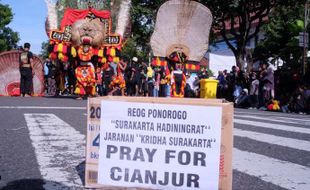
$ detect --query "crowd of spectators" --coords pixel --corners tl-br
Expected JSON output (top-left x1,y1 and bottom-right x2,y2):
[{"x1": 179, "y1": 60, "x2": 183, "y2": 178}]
[
  {"x1": 43, "y1": 57, "x2": 310, "y2": 114},
  {"x1": 216, "y1": 63, "x2": 310, "y2": 114}
]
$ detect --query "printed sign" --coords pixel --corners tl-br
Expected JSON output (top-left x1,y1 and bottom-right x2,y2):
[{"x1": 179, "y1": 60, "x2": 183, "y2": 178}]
[
  {"x1": 98, "y1": 100, "x2": 222, "y2": 190},
  {"x1": 50, "y1": 26, "x2": 72, "y2": 42},
  {"x1": 50, "y1": 25, "x2": 121, "y2": 46},
  {"x1": 104, "y1": 35, "x2": 122, "y2": 46}
]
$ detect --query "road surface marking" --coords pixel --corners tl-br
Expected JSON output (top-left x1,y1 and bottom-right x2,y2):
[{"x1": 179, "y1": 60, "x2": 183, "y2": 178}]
[
  {"x1": 235, "y1": 111, "x2": 310, "y2": 122},
  {"x1": 234, "y1": 128, "x2": 310, "y2": 152},
  {"x1": 233, "y1": 148, "x2": 310, "y2": 190},
  {"x1": 24, "y1": 113, "x2": 85, "y2": 189},
  {"x1": 234, "y1": 118, "x2": 310, "y2": 135},
  {"x1": 0, "y1": 106, "x2": 86, "y2": 110},
  {"x1": 235, "y1": 114, "x2": 304, "y2": 125}
]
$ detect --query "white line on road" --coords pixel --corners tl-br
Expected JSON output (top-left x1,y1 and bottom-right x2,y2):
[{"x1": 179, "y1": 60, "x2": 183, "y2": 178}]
[
  {"x1": 234, "y1": 114, "x2": 307, "y2": 125},
  {"x1": 235, "y1": 111, "x2": 310, "y2": 122},
  {"x1": 235, "y1": 110, "x2": 284, "y2": 116},
  {"x1": 1, "y1": 106, "x2": 86, "y2": 110},
  {"x1": 24, "y1": 113, "x2": 85, "y2": 189},
  {"x1": 272, "y1": 116, "x2": 310, "y2": 122},
  {"x1": 233, "y1": 148, "x2": 310, "y2": 190},
  {"x1": 234, "y1": 128, "x2": 310, "y2": 152},
  {"x1": 234, "y1": 118, "x2": 310, "y2": 135}
]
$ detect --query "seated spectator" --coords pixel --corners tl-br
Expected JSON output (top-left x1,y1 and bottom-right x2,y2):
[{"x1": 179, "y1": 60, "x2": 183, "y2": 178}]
[
  {"x1": 233, "y1": 85, "x2": 243, "y2": 100},
  {"x1": 235, "y1": 88, "x2": 250, "y2": 108},
  {"x1": 288, "y1": 85, "x2": 308, "y2": 114}
]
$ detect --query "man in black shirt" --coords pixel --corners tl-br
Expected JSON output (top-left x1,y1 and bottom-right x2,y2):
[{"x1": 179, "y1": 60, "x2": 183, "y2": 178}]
[
  {"x1": 126, "y1": 57, "x2": 140, "y2": 96},
  {"x1": 19, "y1": 42, "x2": 34, "y2": 97}
]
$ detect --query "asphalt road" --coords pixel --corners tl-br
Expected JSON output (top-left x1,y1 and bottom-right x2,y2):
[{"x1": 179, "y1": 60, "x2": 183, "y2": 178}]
[{"x1": 0, "y1": 96, "x2": 309, "y2": 190}]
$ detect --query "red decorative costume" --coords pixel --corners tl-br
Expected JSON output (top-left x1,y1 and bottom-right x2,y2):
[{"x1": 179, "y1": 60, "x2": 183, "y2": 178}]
[
  {"x1": 109, "y1": 74, "x2": 126, "y2": 96},
  {"x1": 74, "y1": 63, "x2": 96, "y2": 96}
]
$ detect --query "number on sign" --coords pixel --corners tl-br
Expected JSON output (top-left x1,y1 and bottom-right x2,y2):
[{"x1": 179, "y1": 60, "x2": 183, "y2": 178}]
[
  {"x1": 92, "y1": 134, "x2": 100, "y2": 147},
  {"x1": 90, "y1": 106, "x2": 101, "y2": 119}
]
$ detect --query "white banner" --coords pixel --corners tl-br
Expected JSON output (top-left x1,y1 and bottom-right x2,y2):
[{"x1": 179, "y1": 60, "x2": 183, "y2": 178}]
[
  {"x1": 209, "y1": 53, "x2": 236, "y2": 77},
  {"x1": 98, "y1": 100, "x2": 222, "y2": 190}
]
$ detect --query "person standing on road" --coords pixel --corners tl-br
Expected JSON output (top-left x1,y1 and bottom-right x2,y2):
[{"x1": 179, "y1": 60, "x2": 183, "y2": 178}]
[
  {"x1": 249, "y1": 72, "x2": 260, "y2": 109},
  {"x1": 43, "y1": 58, "x2": 50, "y2": 93},
  {"x1": 19, "y1": 42, "x2": 34, "y2": 97},
  {"x1": 47, "y1": 60, "x2": 58, "y2": 96}
]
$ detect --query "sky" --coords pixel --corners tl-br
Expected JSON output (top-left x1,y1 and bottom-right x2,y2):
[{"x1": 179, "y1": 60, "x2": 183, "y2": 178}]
[{"x1": 2, "y1": 0, "x2": 48, "y2": 55}]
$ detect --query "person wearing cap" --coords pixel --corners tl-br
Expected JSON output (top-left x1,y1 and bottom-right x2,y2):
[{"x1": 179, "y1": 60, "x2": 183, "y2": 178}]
[
  {"x1": 128, "y1": 57, "x2": 141, "y2": 96},
  {"x1": 19, "y1": 42, "x2": 34, "y2": 97}
]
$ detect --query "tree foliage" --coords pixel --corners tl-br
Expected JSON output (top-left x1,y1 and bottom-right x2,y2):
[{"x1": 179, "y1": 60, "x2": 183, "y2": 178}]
[
  {"x1": 120, "y1": 37, "x2": 138, "y2": 60},
  {"x1": 40, "y1": 40, "x2": 50, "y2": 59},
  {"x1": 0, "y1": 2, "x2": 19, "y2": 52},
  {"x1": 0, "y1": 2, "x2": 13, "y2": 28},
  {"x1": 126, "y1": 0, "x2": 165, "y2": 60},
  {"x1": 129, "y1": 0, "x2": 290, "y2": 69},
  {"x1": 199, "y1": 0, "x2": 304, "y2": 70},
  {"x1": 253, "y1": 2, "x2": 306, "y2": 68}
]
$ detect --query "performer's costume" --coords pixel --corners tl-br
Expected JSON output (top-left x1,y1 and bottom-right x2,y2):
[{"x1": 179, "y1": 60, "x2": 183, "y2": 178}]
[
  {"x1": 109, "y1": 73, "x2": 126, "y2": 96},
  {"x1": 74, "y1": 62, "x2": 96, "y2": 96},
  {"x1": 150, "y1": 0, "x2": 213, "y2": 98},
  {"x1": 170, "y1": 69, "x2": 186, "y2": 97},
  {"x1": 46, "y1": 7, "x2": 123, "y2": 98},
  {"x1": 74, "y1": 45, "x2": 96, "y2": 96}
]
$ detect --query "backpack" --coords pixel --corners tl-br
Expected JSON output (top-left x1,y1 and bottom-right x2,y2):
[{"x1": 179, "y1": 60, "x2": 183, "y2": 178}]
[{"x1": 20, "y1": 52, "x2": 29, "y2": 64}]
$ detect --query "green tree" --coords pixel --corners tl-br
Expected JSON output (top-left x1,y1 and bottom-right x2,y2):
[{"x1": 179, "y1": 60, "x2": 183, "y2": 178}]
[
  {"x1": 200, "y1": 0, "x2": 303, "y2": 70},
  {"x1": 0, "y1": 2, "x2": 19, "y2": 52},
  {"x1": 122, "y1": 37, "x2": 138, "y2": 60},
  {"x1": 40, "y1": 40, "x2": 50, "y2": 59},
  {"x1": 128, "y1": 0, "x2": 165, "y2": 61},
  {"x1": 253, "y1": 2, "x2": 305, "y2": 68}
]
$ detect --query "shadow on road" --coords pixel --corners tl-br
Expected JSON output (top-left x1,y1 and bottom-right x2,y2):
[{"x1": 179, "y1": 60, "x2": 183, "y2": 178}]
[
  {"x1": 0, "y1": 179, "x2": 44, "y2": 190},
  {"x1": 0, "y1": 160, "x2": 87, "y2": 190},
  {"x1": 43, "y1": 95, "x2": 80, "y2": 100},
  {"x1": 0, "y1": 179, "x2": 77, "y2": 190}
]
